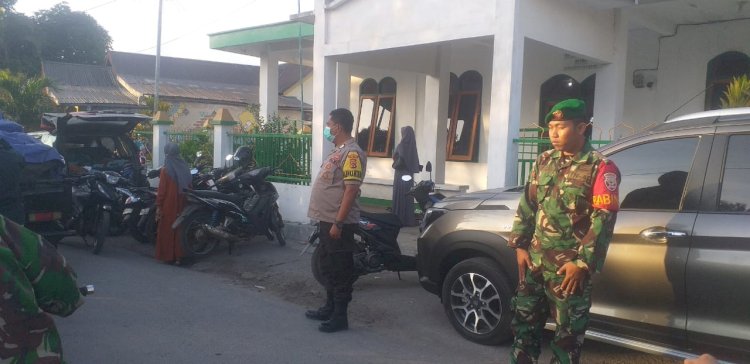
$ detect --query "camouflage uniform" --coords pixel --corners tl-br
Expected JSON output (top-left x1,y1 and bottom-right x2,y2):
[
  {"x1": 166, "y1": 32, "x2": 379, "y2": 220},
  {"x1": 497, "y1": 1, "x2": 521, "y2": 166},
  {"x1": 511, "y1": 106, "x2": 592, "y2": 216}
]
[
  {"x1": 508, "y1": 141, "x2": 620, "y2": 364},
  {"x1": 0, "y1": 215, "x2": 83, "y2": 363}
]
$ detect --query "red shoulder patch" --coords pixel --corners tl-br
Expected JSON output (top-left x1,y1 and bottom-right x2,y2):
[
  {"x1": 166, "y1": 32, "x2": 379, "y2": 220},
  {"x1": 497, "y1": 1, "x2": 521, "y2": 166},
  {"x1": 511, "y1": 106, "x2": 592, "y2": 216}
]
[{"x1": 591, "y1": 161, "x2": 620, "y2": 211}]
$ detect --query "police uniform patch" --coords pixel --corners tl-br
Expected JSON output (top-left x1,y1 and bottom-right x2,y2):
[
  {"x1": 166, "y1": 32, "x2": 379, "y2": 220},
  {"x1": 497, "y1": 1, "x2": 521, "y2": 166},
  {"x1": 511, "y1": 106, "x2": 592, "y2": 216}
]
[{"x1": 342, "y1": 151, "x2": 363, "y2": 182}]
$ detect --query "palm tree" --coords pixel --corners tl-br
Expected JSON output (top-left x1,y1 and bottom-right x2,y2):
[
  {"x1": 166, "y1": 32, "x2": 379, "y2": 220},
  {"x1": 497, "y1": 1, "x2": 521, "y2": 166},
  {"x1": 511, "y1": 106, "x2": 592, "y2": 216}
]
[
  {"x1": 720, "y1": 75, "x2": 750, "y2": 109},
  {"x1": 0, "y1": 69, "x2": 55, "y2": 130}
]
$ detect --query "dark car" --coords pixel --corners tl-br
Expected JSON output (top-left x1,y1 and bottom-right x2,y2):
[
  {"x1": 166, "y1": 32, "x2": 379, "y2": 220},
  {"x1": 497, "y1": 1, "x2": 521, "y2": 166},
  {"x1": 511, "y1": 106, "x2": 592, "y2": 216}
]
[
  {"x1": 41, "y1": 111, "x2": 151, "y2": 186},
  {"x1": 416, "y1": 107, "x2": 750, "y2": 362}
]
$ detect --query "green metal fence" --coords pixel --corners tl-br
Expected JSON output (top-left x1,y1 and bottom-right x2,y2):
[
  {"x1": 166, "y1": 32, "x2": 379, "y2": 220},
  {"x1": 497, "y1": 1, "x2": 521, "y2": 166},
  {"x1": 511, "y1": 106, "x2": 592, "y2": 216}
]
[
  {"x1": 231, "y1": 133, "x2": 312, "y2": 185},
  {"x1": 166, "y1": 130, "x2": 213, "y2": 144},
  {"x1": 514, "y1": 128, "x2": 611, "y2": 185}
]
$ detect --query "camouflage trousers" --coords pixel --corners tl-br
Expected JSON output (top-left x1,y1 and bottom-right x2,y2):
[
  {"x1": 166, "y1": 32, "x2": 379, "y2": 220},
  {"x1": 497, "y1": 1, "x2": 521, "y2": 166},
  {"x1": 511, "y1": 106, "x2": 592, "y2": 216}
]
[{"x1": 509, "y1": 266, "x2": 593, "y2": 364}]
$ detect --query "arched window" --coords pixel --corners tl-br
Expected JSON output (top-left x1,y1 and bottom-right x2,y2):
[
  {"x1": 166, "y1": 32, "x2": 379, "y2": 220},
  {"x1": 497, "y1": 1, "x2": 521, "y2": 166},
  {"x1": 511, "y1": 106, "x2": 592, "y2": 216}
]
[
  {"x1": 355, "y1": 77, "x2": 396, "y2": 157},
  {"x1": 705, "y1": 51, "x2": 750, "y2": 110},
  {"x1": 539, "y1": 74, "x2": 582, "y2": 126},
  {"x1": 446, "y1": 71, "x2": 482, "y2": 162}
]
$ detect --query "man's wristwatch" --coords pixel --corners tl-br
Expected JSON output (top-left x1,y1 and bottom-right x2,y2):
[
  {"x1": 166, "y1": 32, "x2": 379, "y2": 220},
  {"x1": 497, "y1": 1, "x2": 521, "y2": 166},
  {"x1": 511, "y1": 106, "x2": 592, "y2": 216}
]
[{"x1": 334, "y1": 220, "x2": 344, "y2": 229}]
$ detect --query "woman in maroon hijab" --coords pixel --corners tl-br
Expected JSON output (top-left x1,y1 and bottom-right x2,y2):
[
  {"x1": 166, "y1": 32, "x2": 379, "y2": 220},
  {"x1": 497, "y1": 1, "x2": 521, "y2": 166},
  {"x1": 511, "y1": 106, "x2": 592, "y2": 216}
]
[{"x1": 155, "y1": 142, "x2": 192, "y2": 264}]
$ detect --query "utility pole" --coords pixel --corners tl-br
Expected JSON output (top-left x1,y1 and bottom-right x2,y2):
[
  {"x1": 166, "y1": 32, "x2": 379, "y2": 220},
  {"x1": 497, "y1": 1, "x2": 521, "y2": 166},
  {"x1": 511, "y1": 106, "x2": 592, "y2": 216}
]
[
  {"x1": 154, "y1": 0, "x2": 163, "y2": 114},
  {"x1": 298, "y1": 0, "x2": 304, "y2": 126}
]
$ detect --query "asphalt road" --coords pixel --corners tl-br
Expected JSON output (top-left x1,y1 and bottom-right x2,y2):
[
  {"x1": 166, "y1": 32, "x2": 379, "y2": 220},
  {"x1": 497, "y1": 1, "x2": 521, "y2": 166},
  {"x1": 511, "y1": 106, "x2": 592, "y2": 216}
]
[{"x1": 53, "y1": 234, "x2": 678, "y2": 364}]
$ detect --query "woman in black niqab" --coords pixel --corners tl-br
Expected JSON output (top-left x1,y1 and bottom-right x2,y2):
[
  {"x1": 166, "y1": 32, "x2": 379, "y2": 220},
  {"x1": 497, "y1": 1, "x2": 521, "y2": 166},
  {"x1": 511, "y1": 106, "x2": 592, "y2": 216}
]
[{"x1": 392, "y1": 126, "x2": 420, "y2": 226}]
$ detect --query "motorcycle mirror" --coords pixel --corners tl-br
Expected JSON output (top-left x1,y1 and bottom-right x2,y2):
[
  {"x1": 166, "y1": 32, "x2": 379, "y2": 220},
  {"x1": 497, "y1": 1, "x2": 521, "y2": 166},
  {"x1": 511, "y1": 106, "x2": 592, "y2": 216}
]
[
  {"x1": 190, "y1": 168, "x2": 198, "y2": 175},
  {"x1": 401, "y1": 175, "x2": 413, "y2": 182},
  {"x1": 425, "y1": 161, "x2": 432, "y2": 173},
  {"x1": 225, "y1": 154, "x2": 233, "y2": 161}
]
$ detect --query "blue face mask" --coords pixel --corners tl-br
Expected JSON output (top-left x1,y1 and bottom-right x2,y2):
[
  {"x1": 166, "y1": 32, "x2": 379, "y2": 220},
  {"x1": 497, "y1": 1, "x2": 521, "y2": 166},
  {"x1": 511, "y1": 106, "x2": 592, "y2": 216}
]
[{"x1": 323, "y1": 126, "x2": 335, "y2": 143}]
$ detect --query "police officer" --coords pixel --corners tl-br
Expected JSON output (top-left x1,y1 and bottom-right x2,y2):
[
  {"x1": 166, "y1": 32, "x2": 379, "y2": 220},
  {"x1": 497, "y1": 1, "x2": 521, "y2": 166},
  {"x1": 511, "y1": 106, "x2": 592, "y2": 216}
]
[
  {"x1": 0, "y1": 214, "x2": 84, "y2": 362},
  {"x1": 305, "y1": 108, "x2": 366, "y2": 333},
  {"x1": 508, "y1": 99, "x2": 620, "y2": 364}
]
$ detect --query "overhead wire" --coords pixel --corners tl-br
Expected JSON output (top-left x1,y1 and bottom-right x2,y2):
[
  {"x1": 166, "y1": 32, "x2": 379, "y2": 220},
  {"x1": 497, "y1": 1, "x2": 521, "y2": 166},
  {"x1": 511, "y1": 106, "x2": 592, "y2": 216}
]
[{"x1": 136, "y1": 0, "x2": 258, "y2": 53}]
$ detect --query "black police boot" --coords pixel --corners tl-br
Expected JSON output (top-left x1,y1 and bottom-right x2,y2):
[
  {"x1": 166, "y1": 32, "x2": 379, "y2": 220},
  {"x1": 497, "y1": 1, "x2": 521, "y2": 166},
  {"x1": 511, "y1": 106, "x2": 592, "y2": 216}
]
[
  {"x1": 318, "y1": 301, "x2": 348, "y2": 333},
  {"x1": 305, "y1": 291, "x2": 334, "y2": 321}
]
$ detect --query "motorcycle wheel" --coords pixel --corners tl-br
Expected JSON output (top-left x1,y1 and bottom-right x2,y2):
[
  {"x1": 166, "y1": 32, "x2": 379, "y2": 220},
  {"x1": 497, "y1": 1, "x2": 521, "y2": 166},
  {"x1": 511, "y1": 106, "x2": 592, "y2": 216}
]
[
  {"x1": 92, "y1": 210, "x2": 110, "y2": 255},
  {"x1": 271, "y1": 207, "x2": 286, "y2": 246},
  {"x1": 143, "y1": 209, "x2": 158, "y2": 245},
  {"x1": 128, "y1": 211, "x2": 148, "y2": 243},
  {"x1": 180, "y1": 210, "x2": 219, "y2": 256}
]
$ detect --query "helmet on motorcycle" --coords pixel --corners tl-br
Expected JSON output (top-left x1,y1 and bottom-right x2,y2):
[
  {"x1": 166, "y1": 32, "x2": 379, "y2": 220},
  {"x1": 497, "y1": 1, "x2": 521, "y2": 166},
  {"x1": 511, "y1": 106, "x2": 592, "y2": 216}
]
[{"x1": 233, "y1": 145, "x2": 254, "y2": 168}]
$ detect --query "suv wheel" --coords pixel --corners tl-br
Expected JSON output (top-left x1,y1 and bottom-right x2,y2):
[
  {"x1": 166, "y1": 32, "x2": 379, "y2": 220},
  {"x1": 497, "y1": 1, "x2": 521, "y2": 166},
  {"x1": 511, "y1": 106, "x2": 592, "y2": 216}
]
[{"x1": 441, "y1": 257, "x2": 513, "y2": 345}]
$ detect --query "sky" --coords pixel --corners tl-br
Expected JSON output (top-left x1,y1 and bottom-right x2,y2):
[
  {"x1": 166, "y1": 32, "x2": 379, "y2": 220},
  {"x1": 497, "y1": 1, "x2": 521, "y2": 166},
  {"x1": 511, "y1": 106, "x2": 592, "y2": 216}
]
[{"x1": 14, "y1": 0, "x2": 315, "y2": 65}]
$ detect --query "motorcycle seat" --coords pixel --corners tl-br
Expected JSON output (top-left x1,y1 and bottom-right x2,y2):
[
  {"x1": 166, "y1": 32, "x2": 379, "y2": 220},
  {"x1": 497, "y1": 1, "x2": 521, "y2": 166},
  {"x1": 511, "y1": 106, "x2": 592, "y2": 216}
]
[
  {"x1": 360, "y1": 211, "x2": 402, "y2": 228},
  {"x1": 191, "y1": 190, "x2": 245, "y2": 207}
]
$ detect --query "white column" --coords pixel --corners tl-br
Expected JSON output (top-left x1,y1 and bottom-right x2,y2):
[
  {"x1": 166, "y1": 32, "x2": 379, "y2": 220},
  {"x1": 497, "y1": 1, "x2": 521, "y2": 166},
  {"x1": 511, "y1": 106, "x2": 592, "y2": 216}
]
[
  {"x1": 151, "y1": 111, "x2": 172, "y2": 169},
  {"x1": 420, "y1": 44, "x2": 451, "y2": 184},
  {"x1": 487, "y1": 0, "x2": 524, "y2": 188},
  {"x1": 210, "y1": 108, "x2": 237, "y2": 168},
  {"x1": 336, "y1": 62, "x2": 351, "y2": 112},
  {"x1": 593, "y1": 10, "x2": 629, "y2": 141},
  {"x1": 311, "y1": 19, "x2": 337, "y2": 180},
  {"x1": 259, "y1": 52, "x2": 279, "y2": 121}
]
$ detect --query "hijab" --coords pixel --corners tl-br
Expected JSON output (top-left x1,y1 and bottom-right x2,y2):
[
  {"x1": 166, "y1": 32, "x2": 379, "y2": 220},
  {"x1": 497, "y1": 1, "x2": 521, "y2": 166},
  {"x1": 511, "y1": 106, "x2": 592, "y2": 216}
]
[
  {"x1": 164, "y1": 142, "x2": 192, "y2": 191},
  {"x1": 395, "y1": 126, "x2": 420, "y2": 174}
]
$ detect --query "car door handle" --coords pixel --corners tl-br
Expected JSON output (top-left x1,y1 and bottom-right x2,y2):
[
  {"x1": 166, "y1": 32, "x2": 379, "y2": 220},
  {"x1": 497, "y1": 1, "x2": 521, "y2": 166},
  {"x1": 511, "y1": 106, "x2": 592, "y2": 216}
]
[{"x1": 639, "y1": 227, "x2": 688, "y2": 243}]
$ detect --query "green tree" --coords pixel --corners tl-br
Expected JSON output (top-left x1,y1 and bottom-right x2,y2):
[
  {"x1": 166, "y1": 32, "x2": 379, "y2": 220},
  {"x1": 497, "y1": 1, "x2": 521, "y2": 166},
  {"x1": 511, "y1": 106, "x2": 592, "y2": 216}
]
[
  {"x1": 0, "y1": 12, "x2": 40, "y2": 76},
  {"x1": 34, "y1": 3, "x2": 112, "y2": 65},
  {"x1": 0, "y1": 69, "x2": 55, "y2": 130},
  {"x1": 139, "y1": 95, "x2": 171, "y2": 116},
  {"x1": 720, "y1": 75, "x2": 750, "y2": 109}
]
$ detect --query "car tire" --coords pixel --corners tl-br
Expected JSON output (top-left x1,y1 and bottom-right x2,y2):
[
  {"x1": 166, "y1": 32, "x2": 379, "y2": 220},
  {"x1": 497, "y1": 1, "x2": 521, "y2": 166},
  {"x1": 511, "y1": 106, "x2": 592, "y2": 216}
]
[{"x1": 441, "y1": 257, "x2": 514, "y2": 345}]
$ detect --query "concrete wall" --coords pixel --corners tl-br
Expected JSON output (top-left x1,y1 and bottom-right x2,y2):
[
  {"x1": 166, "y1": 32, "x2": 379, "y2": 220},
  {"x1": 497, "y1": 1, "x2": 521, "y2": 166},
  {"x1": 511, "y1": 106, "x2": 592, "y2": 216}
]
[
  {"x1": 323, "y1": 0, "x2": 496, "y2": 55},
  {"x1": 273, "y1": 183, "x2": 312, "y2": 223},
  {"x1": 623, "y1": 19, "x2": 750, "y2": 130},
  {"x1": 283, "y1": 73, "x2": 314, "y2": 106}
]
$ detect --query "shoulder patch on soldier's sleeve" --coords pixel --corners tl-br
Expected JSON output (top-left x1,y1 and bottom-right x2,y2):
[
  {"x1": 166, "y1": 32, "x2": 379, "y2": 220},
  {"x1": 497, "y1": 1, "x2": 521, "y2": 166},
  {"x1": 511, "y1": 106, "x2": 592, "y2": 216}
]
[
  {"x1": 342, "y1": 151, "x2": 363, "y2": 181},
  {"x1": 592, "y1": 160, "x2": 620, "y2": 211}
]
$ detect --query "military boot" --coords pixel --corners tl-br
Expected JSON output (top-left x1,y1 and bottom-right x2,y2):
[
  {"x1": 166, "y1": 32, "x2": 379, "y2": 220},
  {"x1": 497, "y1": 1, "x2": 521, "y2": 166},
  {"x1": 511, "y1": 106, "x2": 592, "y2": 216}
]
[
  {"x1": 318, "y1": 301, "x2": 348, "y2": 333},
  {"x1": 305, "y1": 291, "x2": 334, "y2": 321}
]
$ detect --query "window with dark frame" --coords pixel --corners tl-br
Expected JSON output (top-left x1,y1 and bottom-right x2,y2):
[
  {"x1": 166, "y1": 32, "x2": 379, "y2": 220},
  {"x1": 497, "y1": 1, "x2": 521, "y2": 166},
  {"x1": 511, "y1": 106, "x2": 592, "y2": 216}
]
[
  {"x1": 447, "y1": 71, "x2": 482, "y2": 162},
  {"x1": 705, "y1": 51, "x2": 750, "y2": 110},
  {"x1": 355, "y1": 77, "x2": 397, "y2": 157}
]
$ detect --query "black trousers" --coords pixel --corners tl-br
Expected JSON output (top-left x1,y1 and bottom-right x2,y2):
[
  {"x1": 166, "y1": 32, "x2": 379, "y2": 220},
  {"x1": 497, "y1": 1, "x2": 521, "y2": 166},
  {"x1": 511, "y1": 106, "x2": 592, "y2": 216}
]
[{"x1": 316, "y1": 221, "x2": 358, "y2": 303}]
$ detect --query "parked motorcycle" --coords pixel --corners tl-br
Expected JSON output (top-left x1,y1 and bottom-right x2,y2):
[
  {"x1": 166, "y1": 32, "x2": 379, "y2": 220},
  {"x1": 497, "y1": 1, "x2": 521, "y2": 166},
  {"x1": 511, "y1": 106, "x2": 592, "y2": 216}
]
[
  {"x1": 306, "y1": 211, "x2": 417, "y2": 286},
  {"x1": 67, "y1": 170, "x2": 122, "y2": 254},
  {"x1": 172, "y1": 165, "x2": 286, "y2": 257},
  {"x1": 120, "y1": 185, "x2": 158, "y2": 244},
  {"x1": 403, "y1": 161, "x2": 445, "y2": 214}
]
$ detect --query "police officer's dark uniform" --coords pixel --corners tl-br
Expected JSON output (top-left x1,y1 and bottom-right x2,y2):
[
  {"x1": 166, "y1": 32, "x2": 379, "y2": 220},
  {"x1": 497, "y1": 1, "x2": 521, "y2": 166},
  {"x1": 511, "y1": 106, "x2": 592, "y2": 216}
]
[{"x1": 306, "y1": 108, "x2": 366, "y2": 333}]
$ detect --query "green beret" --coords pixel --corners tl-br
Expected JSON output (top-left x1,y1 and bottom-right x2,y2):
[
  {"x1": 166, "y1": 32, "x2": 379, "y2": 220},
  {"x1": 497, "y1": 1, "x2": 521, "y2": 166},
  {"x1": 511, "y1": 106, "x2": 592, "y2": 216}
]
[{"x1": 545, "y1": 99, "x2": 587, "y2": 124}]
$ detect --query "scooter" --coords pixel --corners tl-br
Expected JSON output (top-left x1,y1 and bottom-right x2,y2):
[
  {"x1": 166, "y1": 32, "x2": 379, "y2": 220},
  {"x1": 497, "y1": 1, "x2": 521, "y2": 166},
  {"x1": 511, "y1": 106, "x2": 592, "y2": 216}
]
[{"x1": 172, "y1": 165, "x2": 286, "y2": 257}]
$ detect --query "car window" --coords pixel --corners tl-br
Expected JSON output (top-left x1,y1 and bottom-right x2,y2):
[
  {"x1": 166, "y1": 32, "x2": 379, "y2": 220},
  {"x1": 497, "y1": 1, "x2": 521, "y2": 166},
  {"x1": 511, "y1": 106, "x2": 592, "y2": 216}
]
[
  {"x1": 718, "y1": 134, "x2": 750, "y2": 212},
  {"x1": 608, "y1": 137, "x2": 699, "y2": 210}
]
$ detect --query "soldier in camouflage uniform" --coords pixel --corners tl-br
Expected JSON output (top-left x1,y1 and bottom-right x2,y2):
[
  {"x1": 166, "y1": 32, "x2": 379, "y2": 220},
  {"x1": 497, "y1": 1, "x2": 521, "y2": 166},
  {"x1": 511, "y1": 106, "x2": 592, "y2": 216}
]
[
  {"x1": 0, "y1": 214, "x2": 84, "y2": 363},
  {"x1": 508, "y1": 99, "x2": 620, "y2": 364}
]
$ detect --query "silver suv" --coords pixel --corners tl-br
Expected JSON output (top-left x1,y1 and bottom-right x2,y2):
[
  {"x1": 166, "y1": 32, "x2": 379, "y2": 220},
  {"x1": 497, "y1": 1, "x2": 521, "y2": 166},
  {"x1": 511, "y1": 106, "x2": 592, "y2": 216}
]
[{"x1": 416, "y1": 108, "x2": 750, "y2": 362}]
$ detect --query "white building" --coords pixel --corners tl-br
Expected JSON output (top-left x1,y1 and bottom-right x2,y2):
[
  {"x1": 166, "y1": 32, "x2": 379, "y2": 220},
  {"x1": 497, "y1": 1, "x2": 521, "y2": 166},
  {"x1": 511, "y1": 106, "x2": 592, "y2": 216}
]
[{"x1": 211, "y1": 0, "x2": 750, "y2": 222}]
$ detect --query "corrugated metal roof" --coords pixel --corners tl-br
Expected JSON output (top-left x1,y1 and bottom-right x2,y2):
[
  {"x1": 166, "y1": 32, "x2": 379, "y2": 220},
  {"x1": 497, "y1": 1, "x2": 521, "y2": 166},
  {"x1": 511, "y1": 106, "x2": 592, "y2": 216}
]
[
  {"x1": 42, "y1": 61, "x2": 138, "y2": 106},
  {"x1": 107, "y1": 51, "x2": 311, "y2": 108}
]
